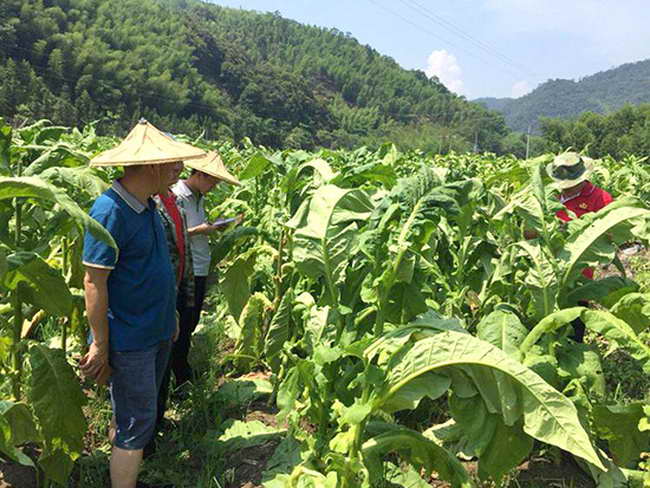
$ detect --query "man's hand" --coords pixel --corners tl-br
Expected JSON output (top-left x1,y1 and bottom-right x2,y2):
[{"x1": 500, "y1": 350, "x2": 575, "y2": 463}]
[
  {"x1": 523, "y1": 229, "x2": 539, "y2": 240},
  {"x1": 80, "y1": 340, "x2": 111, "y2": 385}
]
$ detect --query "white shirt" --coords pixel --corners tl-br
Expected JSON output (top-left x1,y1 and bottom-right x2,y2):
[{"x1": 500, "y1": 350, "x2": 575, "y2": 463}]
[{"x1": 172, "y1": 180, "x2": 211, "y2": 277}]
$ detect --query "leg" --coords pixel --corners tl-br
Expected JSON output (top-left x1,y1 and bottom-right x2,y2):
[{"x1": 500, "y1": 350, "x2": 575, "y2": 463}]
[
  {"x1": 108, "y1": 345, "x2": 160, "y2": 487},
  {"x1": 110, "y1": 447, "x2": 142, "y2": 488},
  {"x1": 170, "y1": 277, "x2": 206, "y2": 386}
]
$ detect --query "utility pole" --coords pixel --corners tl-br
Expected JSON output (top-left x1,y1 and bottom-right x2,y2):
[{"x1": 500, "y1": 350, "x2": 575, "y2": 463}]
[
  {"x1": 473, "y1": 130, "x2": 479, "y2": 153},
  {"x1": 525, "y1": 125, "x2": 532, "y2": 159}
]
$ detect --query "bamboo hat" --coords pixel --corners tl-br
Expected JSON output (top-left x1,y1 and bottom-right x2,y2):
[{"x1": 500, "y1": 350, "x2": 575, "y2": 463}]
[
  {"x1": 184, "y1": 150, "x2": 241, "y2": 186},
  {"x1": 546, "y1": 152, "x2": 594, "y2": 190},
  {"x1": 90, "y1": 119, "x2": 206, "y2": 167}
]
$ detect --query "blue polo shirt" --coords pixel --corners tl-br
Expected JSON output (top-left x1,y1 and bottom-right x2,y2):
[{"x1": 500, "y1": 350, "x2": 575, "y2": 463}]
[{"x1": 83, "y1": 181, "x2": 176, "y2": 352}]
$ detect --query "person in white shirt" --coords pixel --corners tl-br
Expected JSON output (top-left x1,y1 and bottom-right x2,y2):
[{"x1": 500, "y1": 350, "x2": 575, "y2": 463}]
[{"x1": 171, "y1": 151, "x2": 241, "y2": 385}]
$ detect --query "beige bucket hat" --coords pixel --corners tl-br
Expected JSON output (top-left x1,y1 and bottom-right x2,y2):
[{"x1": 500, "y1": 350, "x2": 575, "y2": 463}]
[
  {"x1": 184, "y1": 150, "x2": 241, "y2": 186},
  {"x1": 546, "y1": 152, "x2": 594, "y2": 190},
  {"x1": 90, "y1": 119, "x2": 206, "y2": 167}
]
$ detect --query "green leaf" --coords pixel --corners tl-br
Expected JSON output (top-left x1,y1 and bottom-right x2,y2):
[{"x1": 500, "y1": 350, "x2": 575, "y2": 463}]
[
  {"x1": 610, "y1": 293, "x2": 650, "y2": 334},
  {"x1": 559, "y1": 199, "x2": 650, "y2": 294},
  {"x1": 593, "y1": 403, "x2": 650, "y2": 468},
  {"x1": 566, "y1": 277, "x2": 639, "y2": 308},
  {"x1": 239, "y1": 152, "x2": 276, "y2": 180},
  {"x1": 3, "y1": 251, "x2": 72, "y2": 316},
  {"x1": 287, "y1": 184, "x2": 372, "y2": 303},
  {"x1": 376, "y1": 330, "x2": 605, "y2": 471},
  {"x1": 221, "y1": 254, "x2": 256, "y2": 321},
  {"x1": 28, "y1": 344, "x2": 87, "y2": 455},
  {"x1": 0, "y1": 401, "x2": 39, "y2": 466},
  {"x1": 234, "y1": 293, "x2": 271, "y2": 370},
  {"x1": 213, "y1": 419, "x2": 285, "y2": 453},
  {"x1": 262, "y1": 437, "x2": 308, "y2": 488},
  {"x1": 38, "y1": 447, "x2": 75, "y2": 486},
  {"x1": 477, "y1": 309, "x2": 528, "y2": 358},
  {"x1": 556, "y1": 342, "x2": 606, "y2": 398},
  {"x1": 0, "y1": 177, "x2": 116, "y2": 249},
  {"x1": 582, "y1": 310, "x2": 650, "y2": 374},
  {"x1": 213, "y1": 378, "x2": 273, "y2": 409},
  {"x1": 265, "y1": 289, "x2": 295, "y2": 368},
  {"x1": 384, "y1": 281, "x2": 428, "y2": 325},
  {"x1": 362, "y1": 425, "x2": 473, "y2": 488},
  {"x1": 519, "y1": 307, "x2": 584, "y2": 354}
]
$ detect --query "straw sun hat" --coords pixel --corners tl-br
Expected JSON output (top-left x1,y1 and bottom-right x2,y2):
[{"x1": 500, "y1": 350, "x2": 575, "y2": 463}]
[
  {"x1": 90, "y1": 119, "x2": 206, "y2": 167},
  {"x1": 184, "y1": 150, "x2": 241, "y2": 186},
  {"x1": 546, "y1": 152, "x2": 594, "y2": 190}
]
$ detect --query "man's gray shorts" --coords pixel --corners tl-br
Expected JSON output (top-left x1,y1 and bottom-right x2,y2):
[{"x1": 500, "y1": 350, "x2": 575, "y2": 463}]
[{"x1": 109, "y1": 340, "x2": 171, "y2": 450}]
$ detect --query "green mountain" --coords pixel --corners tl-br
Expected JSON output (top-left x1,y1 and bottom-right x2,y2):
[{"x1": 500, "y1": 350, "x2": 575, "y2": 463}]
[
  {"x1": 0, "y1": 0, "x2": 507, "y2": 151},
  {"x1": 476, "y1": 59, "x2": 650, "y2": 132}
]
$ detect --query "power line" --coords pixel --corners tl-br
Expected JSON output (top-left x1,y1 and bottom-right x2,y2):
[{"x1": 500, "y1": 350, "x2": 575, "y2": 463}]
[
  {"x1": 366, "y1": 0, "x2": 528, "y2": 81},
  {"x1": 398, "y1": 0, "x2": 536, "y2": 78}
]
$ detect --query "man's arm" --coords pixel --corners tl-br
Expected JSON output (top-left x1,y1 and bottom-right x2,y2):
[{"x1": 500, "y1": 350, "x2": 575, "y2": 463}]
[
  {"x1": 187, "y1": 223, "x2": 215, "y2": 236},
  {"x1": 81, "y1": 266, "x2": 111, "y2": 382}
]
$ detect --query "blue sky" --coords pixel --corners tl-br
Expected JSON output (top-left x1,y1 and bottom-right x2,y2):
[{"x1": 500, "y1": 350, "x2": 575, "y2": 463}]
[{"x1": 207, "y1": 0, "x2": 649, "y2": 100}]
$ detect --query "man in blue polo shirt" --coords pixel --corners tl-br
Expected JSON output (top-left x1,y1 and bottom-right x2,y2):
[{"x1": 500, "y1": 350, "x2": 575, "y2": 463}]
[{"x1": 81, "y1": 120, "x2": 205, "y2": 488}]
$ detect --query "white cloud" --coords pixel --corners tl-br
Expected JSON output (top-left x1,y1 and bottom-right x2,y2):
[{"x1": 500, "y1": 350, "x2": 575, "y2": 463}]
[
  {"x1": 511, "y1": 80, "x2": 532, "y2": 98},
  {"x1": 425, "y1": 50, "x2": 464, "y2": 94}
]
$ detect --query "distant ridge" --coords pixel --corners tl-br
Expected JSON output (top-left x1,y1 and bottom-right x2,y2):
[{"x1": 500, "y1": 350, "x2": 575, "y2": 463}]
[{"x1": 475, "y1": 59, "x2": 650, "y2": 132}]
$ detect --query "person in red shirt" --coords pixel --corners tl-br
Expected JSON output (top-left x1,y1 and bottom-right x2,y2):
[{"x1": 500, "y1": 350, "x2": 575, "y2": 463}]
[
  {"x1": 547, "y1": 152, "x2": 614, "y2": 340},
  {"x1": 548, "y1": 152, "x2": 614, "y2": 279}
]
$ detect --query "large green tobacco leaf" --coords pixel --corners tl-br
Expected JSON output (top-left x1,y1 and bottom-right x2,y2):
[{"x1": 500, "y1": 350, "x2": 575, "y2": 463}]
[
  {"x1": 287, "y1": 185, "x2": 373, "y2": 302},
  {"x1": 582, "y1": 310, "x2": 650, "y2": 374},
  {"x1": 0, "y1": 177, "x2": 116, "y2": 249},
  {"x1": 212, "y1": 419, "x2": 285, "y2": 453},
  {"x1": 362, "y1": 424, "x2": 473, "y2": 488},
  {"x1": 3, "y1": 251, "x2": 73, "y2": 316},
  {"x1": 566, "y1": 276, "x2": 639, "y2": 308},
  {"x1": 610, "y1": 293, "x2": 650, "y2": 334},
  {"x1": 449, "y1": 394, "x2": 533, "y2": 482},
  {"x1": 262, "y1": 437, "x2": 308, "y2": 488},
  {"x1": 0, "y1": 401, "x2": 40, "y2": 466},
  {"x1": 476, "y1": 309, "x2": 528, "y2": 358},
  {"x1": 559, "y1": 199, "x2": 650, "y2": 294},
  {"x1": 234, "y1": 293, "x2": 272, "y2": 370},
  {"x1": 38, "y1": 447, "x2": 75, "y2": 486},
  {"x1": 221, "y1": 253, "x2": 256, "y2": 322},
  {"x1": 28, "y1": 344, "x2": 87, "y2": 456},
  {"x1": 239, "y1": 152, "x2": 280, "y2": 180},
  {"x1": 265, "y1": 289, "x2": 295, "y2": 368},
  {"x1": 519, "y1": 307, "x2": 584, "y2": 354},
  {"x1": 375, "y1": 331, "x2": 605, "y2": 471},
  {"x1": 593, "y1": 403, "x2": 650, "y2": 468},
  {"x1": 39, "y1": 166, "x2": 108, "y2": 198},
  {"x1": 515, "y1": 240, "x2": 558, "y2": 318},
  {"x1": 23, "y1": 143, "x2": 90, "y2": 176}
]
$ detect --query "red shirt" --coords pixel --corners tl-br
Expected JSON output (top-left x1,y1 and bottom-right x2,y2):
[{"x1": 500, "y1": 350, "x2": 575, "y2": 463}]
[
  {"x1": 159, "y1": 192, "x2": 185, "y2": 283},
  {"x1": 555, "y1": 181, "x2": 613, "y2": 279}
]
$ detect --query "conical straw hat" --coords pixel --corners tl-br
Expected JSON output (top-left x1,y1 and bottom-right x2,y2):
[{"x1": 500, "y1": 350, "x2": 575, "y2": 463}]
[
  {"x1": 90, "y1": 119, "x2": 206, "y2": 167},
  {"x1": 184, "y1": 151, "x2": 241, "y2": 186}
]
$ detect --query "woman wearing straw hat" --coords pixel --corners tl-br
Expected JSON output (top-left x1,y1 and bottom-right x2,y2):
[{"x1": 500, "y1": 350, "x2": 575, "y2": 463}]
[
  {"x1": 171, "y1": 151, "x2": 242, "y2": 387},
  {"x1": 81, "y1": 120, "x2": 205, "y2": 488}
]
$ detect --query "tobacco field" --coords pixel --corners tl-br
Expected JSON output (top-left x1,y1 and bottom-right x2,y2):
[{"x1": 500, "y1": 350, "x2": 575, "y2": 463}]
[{"x1": 0, "y1": 119, "x2": 649, "y2": 487}]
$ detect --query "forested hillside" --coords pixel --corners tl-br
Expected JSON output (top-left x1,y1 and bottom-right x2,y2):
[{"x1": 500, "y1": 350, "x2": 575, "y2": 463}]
[
  {"x1": 476, "y1": 59, "x2": 650, "y2": 132},
  {"x1": 0, "y1": 0, "x2": 507, "y2": 151}
]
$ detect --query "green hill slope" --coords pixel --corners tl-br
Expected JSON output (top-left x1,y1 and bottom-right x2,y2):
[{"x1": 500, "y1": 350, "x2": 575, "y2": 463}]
[
  {"x1": 0, "y1": 0, "x2": 506, "y2": 150},
  {"x1": 475, "y1": 59, "x2": 650, "y2": 132}
]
